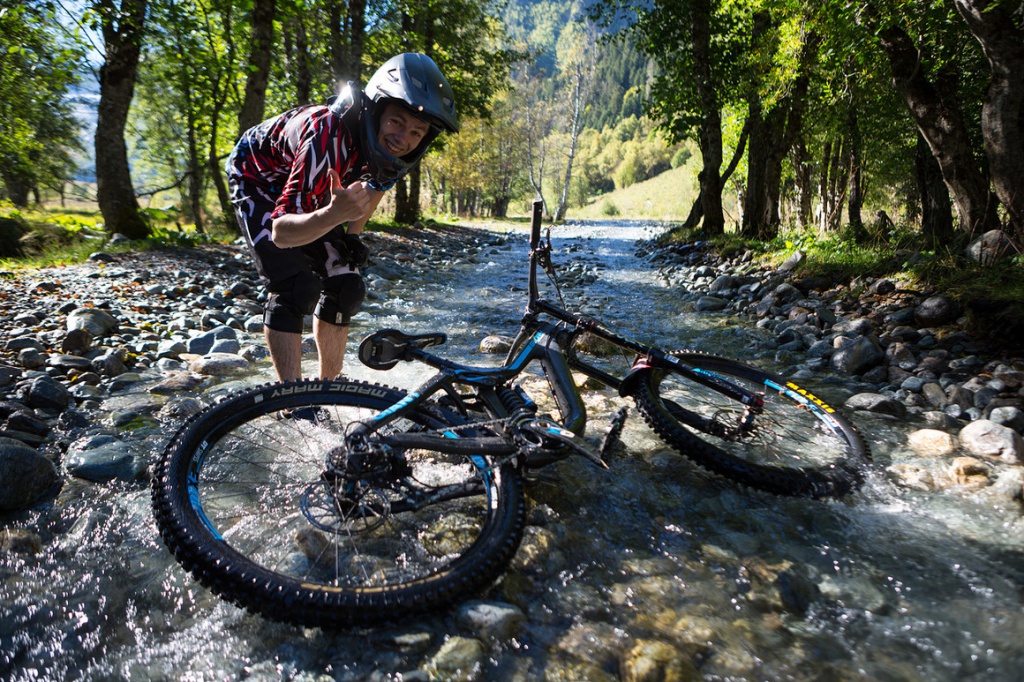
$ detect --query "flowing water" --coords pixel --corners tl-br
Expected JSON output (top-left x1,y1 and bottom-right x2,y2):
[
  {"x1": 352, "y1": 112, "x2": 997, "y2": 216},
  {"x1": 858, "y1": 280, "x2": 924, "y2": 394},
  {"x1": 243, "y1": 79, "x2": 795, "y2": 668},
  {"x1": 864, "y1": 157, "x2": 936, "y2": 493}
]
[{"x1": 2, "y1": 220, "x2": 1022, "y2": 681}]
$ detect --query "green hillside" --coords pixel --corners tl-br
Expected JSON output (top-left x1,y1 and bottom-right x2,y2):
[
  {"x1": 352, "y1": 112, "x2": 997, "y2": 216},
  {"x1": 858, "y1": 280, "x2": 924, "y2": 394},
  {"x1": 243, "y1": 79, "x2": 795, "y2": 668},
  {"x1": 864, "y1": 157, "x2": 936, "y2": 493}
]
[{"x1": 570, "y1": 161, "x2": 700, "y2": 222}]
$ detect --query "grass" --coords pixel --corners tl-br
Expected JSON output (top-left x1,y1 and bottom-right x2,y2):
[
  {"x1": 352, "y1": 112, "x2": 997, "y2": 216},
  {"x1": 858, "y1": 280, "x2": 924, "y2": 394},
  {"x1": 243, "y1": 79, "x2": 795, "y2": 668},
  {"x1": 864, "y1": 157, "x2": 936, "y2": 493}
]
[{"x1": 571, "y1": 163, "x2": 700, "y2": 221}]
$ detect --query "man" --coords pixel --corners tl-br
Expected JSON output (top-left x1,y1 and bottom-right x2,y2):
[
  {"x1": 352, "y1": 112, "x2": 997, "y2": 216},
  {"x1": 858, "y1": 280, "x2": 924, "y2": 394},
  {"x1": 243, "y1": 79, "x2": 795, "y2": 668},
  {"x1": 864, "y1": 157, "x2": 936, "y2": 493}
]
[{"x1": 227, "y1": 53, "x2": 459, "y2": 381}]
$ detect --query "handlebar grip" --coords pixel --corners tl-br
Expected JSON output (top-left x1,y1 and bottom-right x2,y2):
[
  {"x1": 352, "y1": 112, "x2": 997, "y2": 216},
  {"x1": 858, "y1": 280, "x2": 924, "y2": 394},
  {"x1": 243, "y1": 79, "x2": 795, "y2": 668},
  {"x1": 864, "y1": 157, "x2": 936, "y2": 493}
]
[{"x1": 530, "y1": 199, "x2": 543, "y2": 249}]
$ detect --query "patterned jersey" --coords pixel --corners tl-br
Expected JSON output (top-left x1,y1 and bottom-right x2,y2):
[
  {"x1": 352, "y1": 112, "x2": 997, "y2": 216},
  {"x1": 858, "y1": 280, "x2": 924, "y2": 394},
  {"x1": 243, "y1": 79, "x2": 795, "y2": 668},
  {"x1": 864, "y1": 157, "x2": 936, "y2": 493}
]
[{"x1": 226, "y1": 105, "x2": 392, "y2": 220}]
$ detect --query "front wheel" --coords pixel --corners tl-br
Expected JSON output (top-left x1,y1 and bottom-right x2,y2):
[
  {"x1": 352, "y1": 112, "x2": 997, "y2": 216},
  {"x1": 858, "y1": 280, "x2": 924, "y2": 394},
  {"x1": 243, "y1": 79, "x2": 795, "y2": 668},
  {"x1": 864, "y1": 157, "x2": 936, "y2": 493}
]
[
  {"x1": 634, "y1": 352, "x2": 871, "y2": 498},
  {"x1": 151, "y1": 379, "x2": 525, "y2": 627}
]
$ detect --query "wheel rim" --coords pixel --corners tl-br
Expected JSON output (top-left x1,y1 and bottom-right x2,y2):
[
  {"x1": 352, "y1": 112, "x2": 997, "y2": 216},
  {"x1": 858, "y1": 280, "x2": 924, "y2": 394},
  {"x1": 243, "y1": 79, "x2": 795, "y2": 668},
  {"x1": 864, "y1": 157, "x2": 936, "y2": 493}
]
[{"x1": 183, "y1": 399, "x2": 499, "y2": 593}]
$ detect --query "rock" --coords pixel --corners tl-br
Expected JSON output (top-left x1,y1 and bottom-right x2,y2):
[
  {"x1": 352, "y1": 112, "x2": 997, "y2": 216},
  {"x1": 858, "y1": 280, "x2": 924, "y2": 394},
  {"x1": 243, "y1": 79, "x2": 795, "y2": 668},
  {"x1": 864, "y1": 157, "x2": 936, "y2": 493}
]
[
  {"x1": 988, "y1": 406, "x2": 1024, "y2": 434},
  {"x1": 778, "y1": 249, "x2": 806, "y2": 272},
  {"x1": 479, "y1": 335, "x2": 513, "y2": 354},
  {"x1": 157, "y1": 397, "x2": 206, "y2": 421},
  {"x1": 108, "y1": 372, "x2": 146, "y2": 392},
  {"x1": 845, "y1": 393, "x2": 907, "y2": 418},
  {"x1": 776, "y1": 566, "x2": 822, "y2": 615},
  {"x1": 188, "y1": 353, "x2": 250, "y2": 375},
  {"x1": 456, "y1": 601, "x2": 524, "y2": 641},
  {"x1": 914, "y1": 296, "x2": 960, "y2": 327},
  {"x1": 966, "y1": 229, "x2": 1013, "y2": 265},
  {"x1": 887, "y1": 463, "x2": 936, "y2": 491},
  {"x1": 67, "y1": 308, "x2": 119, "y2": 336},
  {"x1": 65, "y1": 436, "x2": 145, "y2": 483},
  {"x1": 709, "y1": 274, "x2": 743, "y2": 292},
  {"x1": 921, "y1": 382, "x2": 948, "y2": 408},
  {"x1": 958, "y1": 419, "x2": 1023, "y2": 463},
  {"x1": 694, "y1": 295, "x2": 729, "y2": 311},
  {"x1": 950, "y1": 456, "x2": 991, "y2": 487},
  {"x1": 0, "y1": 438, "x2": 60, "y2": 509},
  {"x1": 620, "y1": 639, "x2": 699, "y2": 682},
  {"x1": 149, "y1": 371, "x2": 203, "y2": 394},
  {"x1": 423, "y1": 636, "x2": 485, "y2": 682},
  {"x1": 0, "y1": 365, "x2": 21, "y2": 387},
  {"x1": 870, "y1": 279, "x2": 896, "y2": 295},
  {"x1": 22, "y1": 375, "x2": 71, "y2": 411},
  {"x1": 0, "y1": 528, "x2": 43, "y2": 554},
  {"x1": 92, "y1": 350, "x2": 129, "y2": 377},
  {"x1": 830, "y1": 336, "x2": 884, "y2": 375},
  {"x1": 906, "y1": 429, "x2": 957, "y2": 456},
  {"x1": 18, "y1": 348, "x2": 44, "y2": 370},
  {"x1": 209, "y1": 338, "x2": 241, "y2": 354},
  {"x1": 61, "y1": 328, "x2": 93, "y2": 354},
  {"x1": 186, "y1": 325, "x2": 238, "y2": 355}
]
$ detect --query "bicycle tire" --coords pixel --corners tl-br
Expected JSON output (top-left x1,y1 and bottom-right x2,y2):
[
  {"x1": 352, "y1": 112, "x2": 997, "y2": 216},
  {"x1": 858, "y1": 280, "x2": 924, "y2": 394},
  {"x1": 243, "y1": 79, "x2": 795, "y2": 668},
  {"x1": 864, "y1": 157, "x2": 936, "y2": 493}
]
[
  {"x1": 634, "y1": 352, "x2": 870, "y2": 498},
  {"x1": 151, "y1": 379, "x2": 525, "y2": 627}
]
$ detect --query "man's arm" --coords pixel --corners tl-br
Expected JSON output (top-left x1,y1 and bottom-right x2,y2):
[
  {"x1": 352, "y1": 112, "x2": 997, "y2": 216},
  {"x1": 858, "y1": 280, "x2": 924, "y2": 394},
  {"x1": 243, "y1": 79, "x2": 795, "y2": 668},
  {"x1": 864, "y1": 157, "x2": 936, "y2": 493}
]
[{"x1": 271, "y1": 170, "x2": 382, "y2": 247}]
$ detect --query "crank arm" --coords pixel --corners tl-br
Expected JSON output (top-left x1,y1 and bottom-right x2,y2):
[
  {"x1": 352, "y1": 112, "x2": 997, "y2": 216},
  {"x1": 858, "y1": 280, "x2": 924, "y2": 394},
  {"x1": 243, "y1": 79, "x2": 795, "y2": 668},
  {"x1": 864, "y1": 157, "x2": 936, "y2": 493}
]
[{"x1": 520, "y1": 420, "x2": 609, "y2": 469}]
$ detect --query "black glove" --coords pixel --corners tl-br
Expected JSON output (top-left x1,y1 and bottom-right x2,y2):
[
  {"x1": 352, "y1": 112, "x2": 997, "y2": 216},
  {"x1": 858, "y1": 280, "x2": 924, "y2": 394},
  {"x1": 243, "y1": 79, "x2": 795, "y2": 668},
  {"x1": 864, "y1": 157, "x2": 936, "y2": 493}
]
[{"x1": 342, "y1": 232, "x2": 370, "y2": 268}]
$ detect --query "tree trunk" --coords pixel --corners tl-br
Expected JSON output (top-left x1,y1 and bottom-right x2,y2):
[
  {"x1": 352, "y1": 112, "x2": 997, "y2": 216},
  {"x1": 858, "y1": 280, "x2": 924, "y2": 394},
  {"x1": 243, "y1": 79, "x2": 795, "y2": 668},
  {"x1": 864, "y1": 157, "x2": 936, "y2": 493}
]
[
  {"x1": 236, "y1": 0, "x2": 276, "y2": 136},
  {"x1": 692, "y1": 0, "x2": 724, "y2": 234},
  {"x1": 524, "y1": 104, "x2": 549, "y2": 218},
  {"x1": 95, "y1": 0, "x2": 150, "y2": 239},
  {"x1": 742, "y1": 97, "x2": 769, "y2": 238},
  {"x1": 791, "y1": 138, "x2": 813, "y2": 230},
  {"x1": 743, "y1": 26, "x2": 818, "y2": 240},
  {"x1": 846, "y1": 102, "x2": 864, "y2": 238},
  {"x1": 915, "y1": 131, "x2": 954, "y2": 246},
  {"x1": 953, "y1": 0, "x2": 1024, "y2": 241},
  {"x1": 876, "y1": 22, "x2": 1000, "y2": 236},
  {"x1": 346, "y1": 0, "x2": 366, "y2": 83}
]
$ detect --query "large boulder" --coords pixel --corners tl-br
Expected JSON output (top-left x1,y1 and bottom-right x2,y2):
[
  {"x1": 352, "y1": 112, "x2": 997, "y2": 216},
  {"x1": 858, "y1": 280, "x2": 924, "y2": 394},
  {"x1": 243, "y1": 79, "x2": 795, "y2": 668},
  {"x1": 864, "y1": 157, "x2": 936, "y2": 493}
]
[{"x1": 0, "y1": 438, "x2": 59, "y2": 510}]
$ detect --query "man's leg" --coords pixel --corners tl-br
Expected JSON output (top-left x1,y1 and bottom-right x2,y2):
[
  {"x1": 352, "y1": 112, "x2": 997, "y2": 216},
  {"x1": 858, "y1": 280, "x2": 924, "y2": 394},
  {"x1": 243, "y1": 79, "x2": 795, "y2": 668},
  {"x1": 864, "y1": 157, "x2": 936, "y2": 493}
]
[
  {"x1": 312, "y1": 272, "x2": 366, "y2": 379},
  {"x1": 265, "y1": 327, "x2": 303, "y2": 382},
  {"x1": 314, "y1": 317, "x2": 349, "y2": 379}
]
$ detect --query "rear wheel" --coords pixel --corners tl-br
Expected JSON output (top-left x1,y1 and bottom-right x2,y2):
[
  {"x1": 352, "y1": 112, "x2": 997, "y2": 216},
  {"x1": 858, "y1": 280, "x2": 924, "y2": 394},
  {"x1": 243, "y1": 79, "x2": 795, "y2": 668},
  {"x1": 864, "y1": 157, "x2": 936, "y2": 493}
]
[
  {"x1": 634, "y1": 352, "x2": 870, "y2": 498},
  {"x1": 152, "y1": 379, "x2": 525, "y2": 627}
]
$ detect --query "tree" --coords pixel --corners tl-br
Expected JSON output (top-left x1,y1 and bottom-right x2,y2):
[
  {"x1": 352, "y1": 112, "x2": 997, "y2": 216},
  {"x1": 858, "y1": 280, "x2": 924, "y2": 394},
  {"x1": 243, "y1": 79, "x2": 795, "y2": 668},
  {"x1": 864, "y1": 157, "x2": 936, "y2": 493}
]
[
  {"x1": 553, "y1": 18, "x2": 598, "y2": 222},
  {"x1": 740, "y1": 8, "x2": 819, "y2": 240},
  {"x1": 93, "y1": 0, "x2": 151, "y2": 239},
  {"x1": 863, "y1": 1, "x2": 1000, "y2": 237},
  {"x1": 953, "y1": 0, "x2": 1024, "y2": 243},
  {"x1": 0, "y1": 3, "x2": 84, "y2": 206},
  {"x1": 370, "y1": 0, "x2": 520, "y2": 224},
  {"x1": 590, "y1": 0, "x2": 751, "y2": 235},
  {"x1": 236, "y1": 0, "x2": 276, "y2": 136},
  {"x1": 135, "y1": 0, "x2": 238, "y2": 229}
]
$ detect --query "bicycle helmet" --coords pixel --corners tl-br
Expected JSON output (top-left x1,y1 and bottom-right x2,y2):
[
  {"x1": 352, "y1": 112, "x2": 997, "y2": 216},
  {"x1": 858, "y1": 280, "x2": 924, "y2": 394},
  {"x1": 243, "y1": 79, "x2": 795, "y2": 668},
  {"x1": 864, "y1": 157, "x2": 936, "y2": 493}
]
[{"x1": 329, "y1": 53, "x2": 458, "y2": 186}]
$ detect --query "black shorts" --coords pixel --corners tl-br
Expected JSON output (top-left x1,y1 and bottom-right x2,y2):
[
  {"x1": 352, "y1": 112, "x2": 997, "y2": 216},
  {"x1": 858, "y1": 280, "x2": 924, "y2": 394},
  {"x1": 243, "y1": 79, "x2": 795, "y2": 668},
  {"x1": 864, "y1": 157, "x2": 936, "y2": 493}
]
[{"x1": 230, "y1": 188, "x2": 354, "y2": 286}]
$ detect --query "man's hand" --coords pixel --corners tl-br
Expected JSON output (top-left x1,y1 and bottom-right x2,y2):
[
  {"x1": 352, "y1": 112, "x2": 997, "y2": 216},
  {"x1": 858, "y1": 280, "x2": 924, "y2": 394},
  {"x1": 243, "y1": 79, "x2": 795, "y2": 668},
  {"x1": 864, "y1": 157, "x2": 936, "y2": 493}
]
[
  {"x1": 325, "y1": 169, "x2": 371, "y2": 225},
  {"x1": 271, "y1": 169, "x2": 383, "y2": 248}
]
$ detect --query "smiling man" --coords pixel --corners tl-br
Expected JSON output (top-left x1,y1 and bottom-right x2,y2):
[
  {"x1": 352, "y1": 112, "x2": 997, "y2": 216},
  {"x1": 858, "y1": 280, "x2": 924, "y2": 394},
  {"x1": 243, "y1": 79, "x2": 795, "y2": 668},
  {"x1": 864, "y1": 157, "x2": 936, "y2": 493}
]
[{"x1": 227, "y1": 53, "x2": 459, "y2": 382}]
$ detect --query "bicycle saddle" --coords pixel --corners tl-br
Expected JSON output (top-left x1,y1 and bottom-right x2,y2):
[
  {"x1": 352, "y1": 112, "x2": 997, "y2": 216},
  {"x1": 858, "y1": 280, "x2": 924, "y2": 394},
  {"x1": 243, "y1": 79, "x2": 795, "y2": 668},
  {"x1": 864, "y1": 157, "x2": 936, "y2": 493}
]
[{"x1": 358, "y1": 328, "x2": 447, "y2": 370}]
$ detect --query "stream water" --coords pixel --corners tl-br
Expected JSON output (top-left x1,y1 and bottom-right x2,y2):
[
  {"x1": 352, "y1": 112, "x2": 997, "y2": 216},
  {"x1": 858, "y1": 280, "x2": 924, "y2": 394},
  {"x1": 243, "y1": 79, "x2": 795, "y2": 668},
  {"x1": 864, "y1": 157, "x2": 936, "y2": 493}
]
[{"x1": 2, "y1": 220, "x2": 1022, "y2": 681}]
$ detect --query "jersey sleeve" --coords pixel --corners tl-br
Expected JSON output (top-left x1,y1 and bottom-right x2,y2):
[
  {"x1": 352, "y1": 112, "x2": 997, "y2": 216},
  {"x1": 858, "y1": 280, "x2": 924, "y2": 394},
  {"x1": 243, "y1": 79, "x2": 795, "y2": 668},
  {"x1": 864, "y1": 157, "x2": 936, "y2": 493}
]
[{"x1": 270, "y1": 113, "x2": 336, "y2": 220}]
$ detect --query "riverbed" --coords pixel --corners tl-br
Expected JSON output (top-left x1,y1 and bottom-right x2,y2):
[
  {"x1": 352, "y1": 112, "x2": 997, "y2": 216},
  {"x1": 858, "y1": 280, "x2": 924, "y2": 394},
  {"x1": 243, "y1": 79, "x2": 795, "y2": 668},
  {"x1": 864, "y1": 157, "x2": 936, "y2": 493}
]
[{"x1": 1, "y1": 219, "x2": 1022, "y2": 681}]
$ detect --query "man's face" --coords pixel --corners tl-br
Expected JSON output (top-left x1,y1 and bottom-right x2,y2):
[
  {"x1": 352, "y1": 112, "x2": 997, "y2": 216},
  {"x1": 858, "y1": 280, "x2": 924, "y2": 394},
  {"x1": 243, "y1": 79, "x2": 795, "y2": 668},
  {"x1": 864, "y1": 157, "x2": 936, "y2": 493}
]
[{"x1": 377, "y1": 102, "x2": 431, "y2": 158}]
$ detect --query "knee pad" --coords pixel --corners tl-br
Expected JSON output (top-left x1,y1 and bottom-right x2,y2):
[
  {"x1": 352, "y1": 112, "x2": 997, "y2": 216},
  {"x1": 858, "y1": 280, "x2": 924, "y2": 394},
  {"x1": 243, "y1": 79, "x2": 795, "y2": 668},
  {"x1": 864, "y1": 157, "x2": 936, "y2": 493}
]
[
  {"x1": 314, "y1": 273, "x2": 366, "y2": 327},
  {"x1": 264, "y1": 271, "x2": 322, "y2": 333}
]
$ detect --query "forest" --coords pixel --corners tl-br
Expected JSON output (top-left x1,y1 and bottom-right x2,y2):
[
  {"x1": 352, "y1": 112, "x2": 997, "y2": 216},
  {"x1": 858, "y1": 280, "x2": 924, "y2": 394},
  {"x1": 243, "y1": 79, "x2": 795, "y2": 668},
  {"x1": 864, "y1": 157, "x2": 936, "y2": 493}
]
[{"x1": 0, "y1": 0, "x2": 1022, "y2": 263}]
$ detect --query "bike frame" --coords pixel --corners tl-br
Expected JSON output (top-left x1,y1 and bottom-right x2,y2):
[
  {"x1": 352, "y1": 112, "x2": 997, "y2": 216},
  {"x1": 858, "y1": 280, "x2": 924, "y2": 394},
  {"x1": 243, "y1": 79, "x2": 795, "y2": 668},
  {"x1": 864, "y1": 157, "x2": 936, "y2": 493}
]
[{"x1": 351, "y1": 200, "x2": 763, "y2": 455}]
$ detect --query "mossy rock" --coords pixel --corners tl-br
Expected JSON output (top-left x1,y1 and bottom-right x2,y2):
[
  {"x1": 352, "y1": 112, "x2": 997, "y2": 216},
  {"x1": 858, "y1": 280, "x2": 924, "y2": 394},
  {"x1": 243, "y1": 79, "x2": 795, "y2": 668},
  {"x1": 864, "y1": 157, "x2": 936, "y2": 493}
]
[{"x1": 0, "y1": 216, "x2": 27, "y2": 258}]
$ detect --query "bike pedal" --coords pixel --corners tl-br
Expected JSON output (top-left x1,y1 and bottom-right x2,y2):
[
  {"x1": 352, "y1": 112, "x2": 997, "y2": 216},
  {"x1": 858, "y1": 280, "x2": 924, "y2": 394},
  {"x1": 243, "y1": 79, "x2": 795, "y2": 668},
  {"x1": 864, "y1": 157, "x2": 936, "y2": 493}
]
[{"x1": 599, "y1": 407, "x2": 629, "y2": 459}]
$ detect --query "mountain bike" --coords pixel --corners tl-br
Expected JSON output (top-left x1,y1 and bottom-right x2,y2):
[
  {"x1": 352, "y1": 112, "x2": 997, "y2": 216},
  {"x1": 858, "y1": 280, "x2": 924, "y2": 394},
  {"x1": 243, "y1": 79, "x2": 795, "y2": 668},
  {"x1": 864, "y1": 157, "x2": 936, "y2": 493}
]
[{"x1": 151, "y1": 200, "x2": 871, "y2": 627}]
